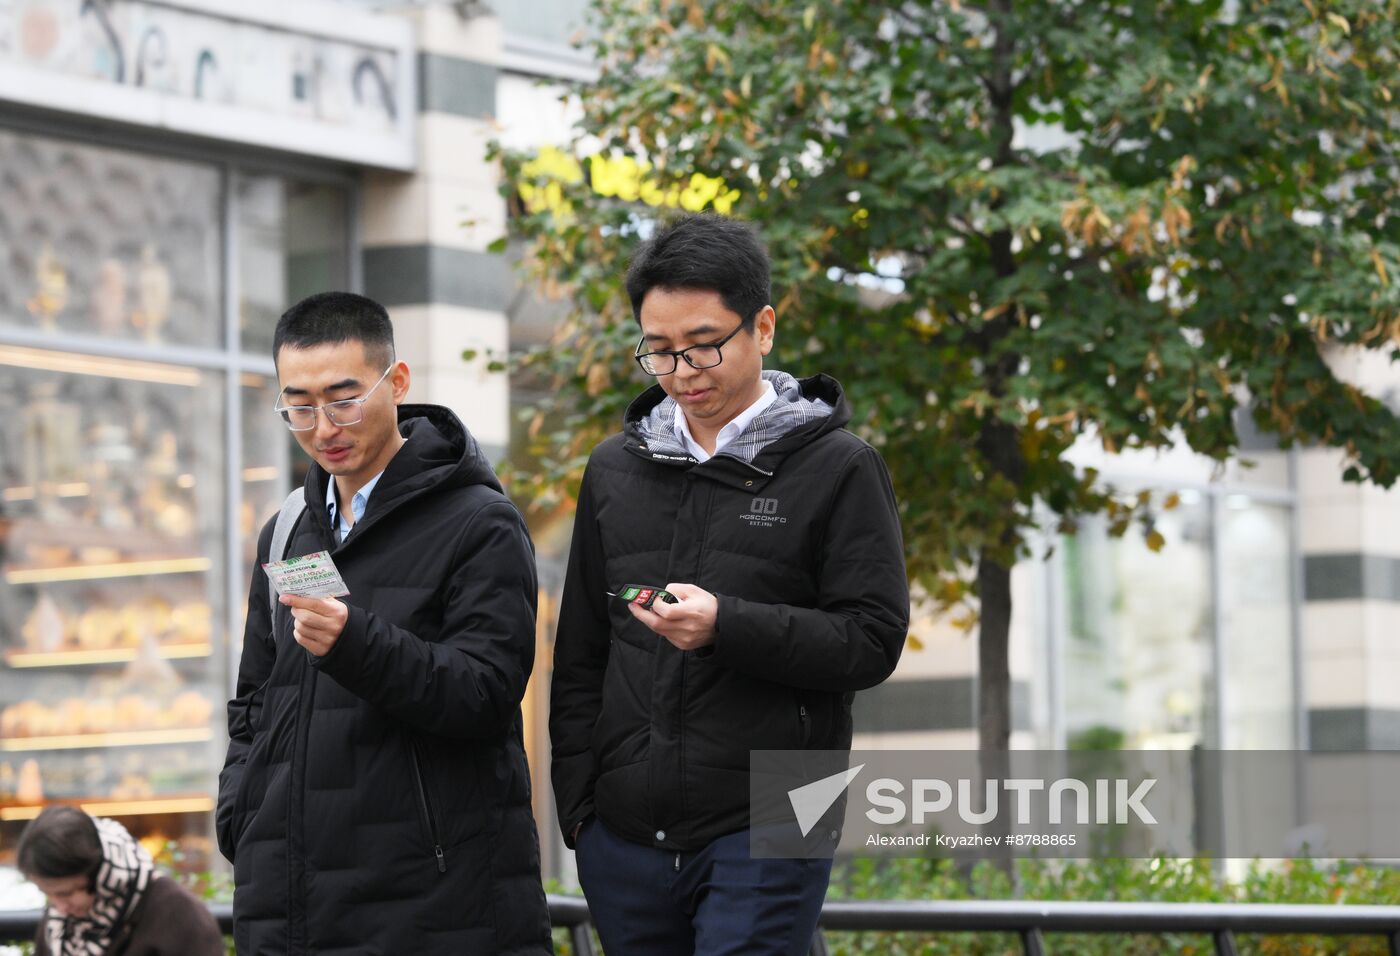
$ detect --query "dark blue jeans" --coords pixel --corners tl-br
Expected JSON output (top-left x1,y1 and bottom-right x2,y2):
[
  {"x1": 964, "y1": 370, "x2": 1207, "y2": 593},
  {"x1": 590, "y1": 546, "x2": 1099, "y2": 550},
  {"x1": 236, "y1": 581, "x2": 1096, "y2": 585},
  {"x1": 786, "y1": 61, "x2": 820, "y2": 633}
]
[{"x1": 575, "y1": 819, "x2": 833, "y2": 956}]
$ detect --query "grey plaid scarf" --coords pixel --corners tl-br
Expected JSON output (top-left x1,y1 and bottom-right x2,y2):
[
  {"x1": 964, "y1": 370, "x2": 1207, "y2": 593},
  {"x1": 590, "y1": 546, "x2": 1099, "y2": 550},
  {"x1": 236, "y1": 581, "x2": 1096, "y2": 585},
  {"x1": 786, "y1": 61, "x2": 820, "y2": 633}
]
[
  {"x1": 638, "y1": 370, "x2": 834, "y2": 464},
  {"x1": 45, "y1": 817, "x2": 153, "y2": 956}
]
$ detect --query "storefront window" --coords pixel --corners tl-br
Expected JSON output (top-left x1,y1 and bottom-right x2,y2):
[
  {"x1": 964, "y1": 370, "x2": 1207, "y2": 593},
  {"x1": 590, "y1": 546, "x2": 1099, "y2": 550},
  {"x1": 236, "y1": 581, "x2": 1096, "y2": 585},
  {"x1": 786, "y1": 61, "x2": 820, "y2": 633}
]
[
  {"x1": 0, "y1": 352, "x2": 227, "y2": 863},
  {"x1": 0, "y1": 127, "x2": 346, "y2": 873},
  {"x1": 0, "y1": 129, "x2": 221, "y2": 348}
]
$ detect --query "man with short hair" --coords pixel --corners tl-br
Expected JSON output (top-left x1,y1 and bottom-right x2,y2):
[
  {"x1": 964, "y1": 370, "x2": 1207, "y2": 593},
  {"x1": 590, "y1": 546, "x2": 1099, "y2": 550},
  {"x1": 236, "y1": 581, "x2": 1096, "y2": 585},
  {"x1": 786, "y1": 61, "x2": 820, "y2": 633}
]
[
  {"x1": 551, "y1": 214, "x2": 910, "y2": 955},
  {"x1": 217, "y1": 291, "x2": 550, "y2": 954}
]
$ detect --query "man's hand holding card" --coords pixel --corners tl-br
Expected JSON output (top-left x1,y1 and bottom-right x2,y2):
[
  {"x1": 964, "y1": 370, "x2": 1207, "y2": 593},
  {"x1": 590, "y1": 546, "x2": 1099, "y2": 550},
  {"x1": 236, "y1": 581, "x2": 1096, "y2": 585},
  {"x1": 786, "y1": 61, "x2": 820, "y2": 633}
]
[{"x1": 264, "y1": 551, "x2": 352, "y2": 657}]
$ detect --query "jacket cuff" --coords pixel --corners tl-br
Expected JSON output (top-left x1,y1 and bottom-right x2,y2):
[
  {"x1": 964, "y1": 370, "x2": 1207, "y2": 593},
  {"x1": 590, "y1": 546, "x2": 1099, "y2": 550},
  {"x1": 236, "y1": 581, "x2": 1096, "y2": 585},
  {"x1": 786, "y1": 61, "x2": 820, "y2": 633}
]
[
  {"x1": 311, "y1": 602, "x2": 367, "y2": 673},
  {"x1": 707, "y1": 593, "x2": 742, "y2": 666},
  {"x1": 563, "y1": 808, "x2": 595, "y2": 850}
]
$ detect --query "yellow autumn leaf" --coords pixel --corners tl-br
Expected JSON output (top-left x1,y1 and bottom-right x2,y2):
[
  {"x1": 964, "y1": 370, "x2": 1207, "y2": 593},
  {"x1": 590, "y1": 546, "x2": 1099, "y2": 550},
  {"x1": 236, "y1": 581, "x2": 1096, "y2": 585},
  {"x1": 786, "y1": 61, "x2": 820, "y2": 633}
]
[
  {"x1": 1372, "y1": 248, "x2": 1390, "y2": 286},
  {"x1": 1146, "y1": 529, "x2": 1166, "y2": 552},
  {"x1": 585, "y1": 362, "x2": 611, "y2": 396},
  {"x1": 1327, "y1": 12, "x2": 1350, "y2": 35},
  {"x1": 906, "y1": 634, "x2": 925, "y2": 652}
]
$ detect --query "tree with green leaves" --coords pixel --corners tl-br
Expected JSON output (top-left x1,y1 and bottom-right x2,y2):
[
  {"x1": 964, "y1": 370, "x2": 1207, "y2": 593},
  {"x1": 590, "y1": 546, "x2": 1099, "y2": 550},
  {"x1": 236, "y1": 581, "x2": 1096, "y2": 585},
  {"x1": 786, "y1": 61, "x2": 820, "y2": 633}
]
[{"x1": 492, "y1": 0, "x2": 1400, "y2": 752}]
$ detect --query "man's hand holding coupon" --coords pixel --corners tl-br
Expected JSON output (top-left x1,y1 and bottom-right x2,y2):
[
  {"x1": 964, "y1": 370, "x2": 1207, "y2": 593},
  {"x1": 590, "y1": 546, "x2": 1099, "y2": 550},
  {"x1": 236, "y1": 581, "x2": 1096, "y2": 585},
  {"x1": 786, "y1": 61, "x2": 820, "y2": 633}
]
[{"x1": 263, "y1": 551, "x2": 351, "y2": 656}]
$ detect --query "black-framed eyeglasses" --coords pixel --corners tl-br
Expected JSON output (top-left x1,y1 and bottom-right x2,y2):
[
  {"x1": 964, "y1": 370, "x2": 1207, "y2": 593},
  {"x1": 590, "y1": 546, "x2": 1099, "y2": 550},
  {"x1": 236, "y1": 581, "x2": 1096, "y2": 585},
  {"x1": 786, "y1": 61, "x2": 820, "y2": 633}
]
[
  {"x1": 634, "y1": 320, "x2": 747, "y2": 376},
  {"x1": 273, "y1": 364, "x2": 394, "y2": 431}
]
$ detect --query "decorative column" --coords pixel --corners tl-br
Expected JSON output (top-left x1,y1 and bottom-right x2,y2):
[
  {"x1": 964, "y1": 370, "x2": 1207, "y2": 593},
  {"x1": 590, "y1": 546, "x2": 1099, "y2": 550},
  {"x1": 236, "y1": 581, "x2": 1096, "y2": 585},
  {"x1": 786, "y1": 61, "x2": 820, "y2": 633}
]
[{"x1": 361, "y1": 3, "x2": 510, "y2": 462}]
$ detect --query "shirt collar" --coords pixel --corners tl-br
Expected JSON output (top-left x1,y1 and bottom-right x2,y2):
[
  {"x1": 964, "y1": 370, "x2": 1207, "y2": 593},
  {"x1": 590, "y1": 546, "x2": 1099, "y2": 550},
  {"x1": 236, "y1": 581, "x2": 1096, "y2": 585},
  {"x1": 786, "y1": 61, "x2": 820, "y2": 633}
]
[
  {"x1": 672, "y1": 380, "x2": 778, "y2": 463},
  {"x1": 326, "y1": 470, "x2": 385, "y2": 540}
]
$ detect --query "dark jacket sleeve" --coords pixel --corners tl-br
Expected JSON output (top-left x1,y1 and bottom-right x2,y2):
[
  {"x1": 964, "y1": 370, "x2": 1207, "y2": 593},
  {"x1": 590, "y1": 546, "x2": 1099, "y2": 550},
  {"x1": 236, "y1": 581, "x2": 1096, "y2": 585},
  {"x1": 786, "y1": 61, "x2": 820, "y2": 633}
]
[
  {"x1": 549, "y1": 465, "x2": 612, "y2": 847},
  {"x1": 216, "y1": 516, "x2": 278, "y2": 863},
  {"x1": 710, "y1": 444, "x2": 909, "y2": 691},
  {"x1": 312, "y1": 500, "x2": 538, "y2": 740}
]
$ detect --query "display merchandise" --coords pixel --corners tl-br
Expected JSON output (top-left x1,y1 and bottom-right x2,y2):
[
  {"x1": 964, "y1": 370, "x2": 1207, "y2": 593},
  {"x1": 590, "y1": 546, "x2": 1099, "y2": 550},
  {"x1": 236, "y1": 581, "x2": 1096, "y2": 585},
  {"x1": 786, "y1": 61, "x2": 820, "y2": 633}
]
[{"x1": 0, "y1": 349, "x2": 235, "y2": 871}]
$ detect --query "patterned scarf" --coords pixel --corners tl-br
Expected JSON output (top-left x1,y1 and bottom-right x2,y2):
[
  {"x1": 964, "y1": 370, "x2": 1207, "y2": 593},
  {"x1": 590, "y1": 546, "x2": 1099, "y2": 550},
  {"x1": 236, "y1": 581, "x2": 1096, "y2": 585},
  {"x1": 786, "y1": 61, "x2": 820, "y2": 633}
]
[{"x1": 44, "y1": 817, "x2": 153, "y2": 956}]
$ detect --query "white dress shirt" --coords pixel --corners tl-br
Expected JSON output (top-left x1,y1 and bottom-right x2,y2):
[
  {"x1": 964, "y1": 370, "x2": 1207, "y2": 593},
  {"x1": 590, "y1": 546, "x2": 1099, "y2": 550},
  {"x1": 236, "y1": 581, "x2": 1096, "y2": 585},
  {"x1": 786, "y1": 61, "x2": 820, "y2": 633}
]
[{"x1": 673, "y1": 381, "x2": 778, "y2": 463}]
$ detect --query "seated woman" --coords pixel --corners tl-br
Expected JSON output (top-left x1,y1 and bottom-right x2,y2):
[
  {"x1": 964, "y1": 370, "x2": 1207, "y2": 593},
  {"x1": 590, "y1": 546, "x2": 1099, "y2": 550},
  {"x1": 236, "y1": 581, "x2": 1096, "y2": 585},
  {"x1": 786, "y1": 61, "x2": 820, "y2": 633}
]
[{"x1": 17, "y1": 805, "x2": 224, "y2": 956}]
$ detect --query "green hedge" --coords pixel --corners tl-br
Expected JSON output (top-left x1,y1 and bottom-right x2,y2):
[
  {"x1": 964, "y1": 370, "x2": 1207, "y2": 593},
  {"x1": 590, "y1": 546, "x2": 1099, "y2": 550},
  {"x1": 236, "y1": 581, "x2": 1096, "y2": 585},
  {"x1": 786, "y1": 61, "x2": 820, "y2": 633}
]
[
  {"x1": 548, "y1": 858, "x2": 1400, "y2": 956},
  {"x1": 822, "y1": 857, "x2": 1400, "y2": 955},
  {"x1": 9, "y1": 857, "x2": 1381, "y2": 956}
]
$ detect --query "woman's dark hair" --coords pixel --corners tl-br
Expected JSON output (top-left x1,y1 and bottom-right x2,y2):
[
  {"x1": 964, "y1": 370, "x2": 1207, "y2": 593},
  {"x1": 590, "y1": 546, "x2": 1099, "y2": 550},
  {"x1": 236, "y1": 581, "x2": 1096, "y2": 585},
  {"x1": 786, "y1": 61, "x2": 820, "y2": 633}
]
[
  {"x1": 16, "y1": 806, "x2": 103, "y2": 880},
  {"x1": 624, "y1": 214, "x2": 771, "y2": 328},
  {"x1": 273, "y1": 291, "x2": 396, "y2": 370}
]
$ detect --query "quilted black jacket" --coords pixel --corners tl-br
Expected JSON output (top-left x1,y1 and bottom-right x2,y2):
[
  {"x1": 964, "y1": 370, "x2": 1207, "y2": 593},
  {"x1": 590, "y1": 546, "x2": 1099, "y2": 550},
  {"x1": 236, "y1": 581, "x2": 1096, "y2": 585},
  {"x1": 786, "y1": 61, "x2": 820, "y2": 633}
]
[
  {"x1": 550, "y1": 374, "x2": 910, "y2": 852},
  {"x1": 217, "y1": 404, "x2": 550, "y2": 955}
]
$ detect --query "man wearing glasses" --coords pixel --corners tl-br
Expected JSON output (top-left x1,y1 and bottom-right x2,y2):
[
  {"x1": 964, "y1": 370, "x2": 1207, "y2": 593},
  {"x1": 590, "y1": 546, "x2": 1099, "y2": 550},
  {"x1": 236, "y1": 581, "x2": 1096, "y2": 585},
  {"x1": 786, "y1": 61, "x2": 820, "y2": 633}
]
[
  {"x1": 551, "y1": 215, "x2": 910, "y2": 955},
  {"x1": 216, "y1": 292, "x2": 550, "y2": 955}
]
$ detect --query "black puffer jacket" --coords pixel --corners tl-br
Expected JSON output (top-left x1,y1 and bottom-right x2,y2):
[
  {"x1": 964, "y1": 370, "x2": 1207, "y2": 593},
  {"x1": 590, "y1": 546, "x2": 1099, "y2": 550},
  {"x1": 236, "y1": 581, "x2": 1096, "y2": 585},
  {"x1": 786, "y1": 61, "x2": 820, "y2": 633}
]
[
  {"x1": 217, "y1": 405, "x2": 550, "y2": 955},
  {"x1": 550, "y1": 373, "x2": 909, "y2": 852}
]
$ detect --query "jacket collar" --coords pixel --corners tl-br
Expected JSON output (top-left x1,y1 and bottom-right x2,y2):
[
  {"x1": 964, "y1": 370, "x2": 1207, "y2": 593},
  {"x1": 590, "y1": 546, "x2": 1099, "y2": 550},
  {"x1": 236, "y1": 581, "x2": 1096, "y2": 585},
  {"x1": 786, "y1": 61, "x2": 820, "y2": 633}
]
[
  {"x1": 622, "y1": 371, "x2": 851, "y2": 484},
  {"x1": 301, "y1": 404, "x2": 499, "y2": 542}
]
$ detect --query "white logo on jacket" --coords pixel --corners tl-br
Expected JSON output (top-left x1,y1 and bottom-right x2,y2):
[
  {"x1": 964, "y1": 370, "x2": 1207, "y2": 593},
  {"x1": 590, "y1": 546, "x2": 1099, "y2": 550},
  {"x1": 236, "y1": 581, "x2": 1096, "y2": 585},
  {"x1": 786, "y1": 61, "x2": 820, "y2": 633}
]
[{"x1": 740, "y1": 497, "x2": 787, "y2": 527}]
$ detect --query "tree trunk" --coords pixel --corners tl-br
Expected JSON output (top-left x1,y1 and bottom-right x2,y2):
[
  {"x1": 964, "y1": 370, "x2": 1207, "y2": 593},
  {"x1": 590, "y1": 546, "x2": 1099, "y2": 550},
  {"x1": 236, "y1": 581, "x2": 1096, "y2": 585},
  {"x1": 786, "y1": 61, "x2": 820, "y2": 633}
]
[
  {"x1": 978, "y1": 0, "x2": 1020, "y2": 758},
  {"x1": 977, "y1": 547, "x2": 1013, "y2": 753}
]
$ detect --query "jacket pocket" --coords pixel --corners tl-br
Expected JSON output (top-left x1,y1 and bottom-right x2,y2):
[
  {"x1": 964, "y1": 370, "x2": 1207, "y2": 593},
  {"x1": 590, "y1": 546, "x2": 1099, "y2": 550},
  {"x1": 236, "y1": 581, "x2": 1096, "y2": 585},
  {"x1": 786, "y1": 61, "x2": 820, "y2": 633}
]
[{"x1": 408, "y1": 738, "x2": 448, "y2": 874}]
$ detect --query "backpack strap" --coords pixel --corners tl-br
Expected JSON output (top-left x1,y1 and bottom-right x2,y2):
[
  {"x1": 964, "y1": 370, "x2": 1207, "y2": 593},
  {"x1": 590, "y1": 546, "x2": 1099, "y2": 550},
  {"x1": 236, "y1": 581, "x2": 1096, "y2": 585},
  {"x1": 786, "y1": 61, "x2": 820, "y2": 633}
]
[{"x1": 267, "y1": 489, "x2": 307, "y2": 619}]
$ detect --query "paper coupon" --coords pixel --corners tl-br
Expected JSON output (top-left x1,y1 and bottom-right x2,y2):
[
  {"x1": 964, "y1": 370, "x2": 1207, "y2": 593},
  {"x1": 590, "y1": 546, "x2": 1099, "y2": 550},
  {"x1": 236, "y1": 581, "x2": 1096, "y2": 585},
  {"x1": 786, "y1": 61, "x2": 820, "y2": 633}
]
[{"x1": 263, "y1": 550, "x2": 351, "y2": 598}]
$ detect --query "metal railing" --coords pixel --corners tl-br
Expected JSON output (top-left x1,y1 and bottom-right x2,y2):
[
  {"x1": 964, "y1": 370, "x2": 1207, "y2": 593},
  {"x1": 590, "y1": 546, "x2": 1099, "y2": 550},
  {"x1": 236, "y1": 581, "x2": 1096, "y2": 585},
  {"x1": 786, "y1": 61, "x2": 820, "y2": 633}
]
[
  {"x1": 0, "y1": 896, "x2": 1395, "y2": 955},
  {"x1": 809, "y1": 900, "x2": 1400, "y2": 956}
]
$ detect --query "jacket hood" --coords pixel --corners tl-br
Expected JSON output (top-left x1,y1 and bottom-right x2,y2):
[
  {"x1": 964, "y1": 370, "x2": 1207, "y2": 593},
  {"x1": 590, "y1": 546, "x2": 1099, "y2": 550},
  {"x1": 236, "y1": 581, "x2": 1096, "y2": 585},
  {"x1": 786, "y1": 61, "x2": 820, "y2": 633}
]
[
  {"x1": 303, "y1": 403, "x2": 502, "y2": 514},
  {"x1": 625, "y1": 370, "x2": 849, "y2": 464}
]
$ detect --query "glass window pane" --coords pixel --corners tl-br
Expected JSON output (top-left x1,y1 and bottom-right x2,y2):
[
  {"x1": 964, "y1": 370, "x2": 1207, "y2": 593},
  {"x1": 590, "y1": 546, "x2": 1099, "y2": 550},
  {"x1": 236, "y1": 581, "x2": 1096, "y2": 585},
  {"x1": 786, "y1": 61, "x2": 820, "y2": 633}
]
[
  {"x1": 1220, "y1": 497, "x2": 1296, "y2": 748},
  {"x1": 0, "y1": 129, "x2": 221, "y2": 348},
  {"x1": 498, "y1": 0, "x2": 590, "y2": 48},
  {"x1": 238, "y1": 175, "x2": 350, "y2": 357},
  {"x1": 238, "y1": 372, "x2": 295, "y2": 634},
  {"x1": 1062, "y1": 495, "x2": 1215, "y2": 750},
  {"x1": 0, "y1": 353, "x2": 227, "y2": 871}
]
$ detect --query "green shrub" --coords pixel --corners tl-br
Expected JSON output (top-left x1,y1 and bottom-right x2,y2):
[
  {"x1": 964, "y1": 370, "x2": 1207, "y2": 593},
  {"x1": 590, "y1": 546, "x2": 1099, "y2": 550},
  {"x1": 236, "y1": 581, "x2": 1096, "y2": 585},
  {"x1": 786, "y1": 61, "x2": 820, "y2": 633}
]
[{"x1": 823, "y1": 857, "x2": 1400, "y2": 955}]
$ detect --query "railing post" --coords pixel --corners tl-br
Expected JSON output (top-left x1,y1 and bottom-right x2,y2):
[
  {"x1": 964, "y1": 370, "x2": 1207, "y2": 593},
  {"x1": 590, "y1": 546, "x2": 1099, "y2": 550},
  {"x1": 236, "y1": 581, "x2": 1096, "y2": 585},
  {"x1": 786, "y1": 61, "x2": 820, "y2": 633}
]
[
  {"x1": 1020, "y1": 927, "x2": 1047, "y2": 956},
  {"x1": 809, "y1": 929, "x2": 832, "y2": 956},
  {"x1": 1213, "y1": 929, "x2": 1239, "y2": 956},
  {"x1": 569, "y1": 924, "x2": 597, "y2": 956},
  {"x1": 1389, "y1": 929, "x2": 1400, "y2": 956}
]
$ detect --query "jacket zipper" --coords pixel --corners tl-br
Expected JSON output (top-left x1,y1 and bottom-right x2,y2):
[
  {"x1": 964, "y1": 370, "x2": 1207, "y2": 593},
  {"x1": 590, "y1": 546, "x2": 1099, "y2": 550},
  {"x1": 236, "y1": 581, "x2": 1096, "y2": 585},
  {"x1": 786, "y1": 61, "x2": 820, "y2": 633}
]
[
  {"x1": 715, "y1": 453, "x2": 774, "y2": 477},
  {"x1": 799, "y1": 704, "x2": 811, "y2": 746},
  {"x1": 408, "y1": 740, "x2": 447, "y2": 873},
  {"x1": 677, "y1": 481, "x2": 718, "y2": 826},
  {"x1": 287, "y1": 629, "x2": 318, "y2": 951}
]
